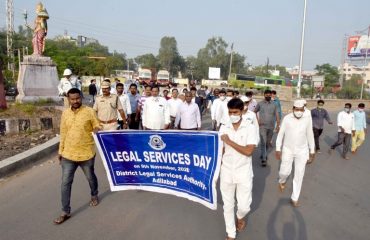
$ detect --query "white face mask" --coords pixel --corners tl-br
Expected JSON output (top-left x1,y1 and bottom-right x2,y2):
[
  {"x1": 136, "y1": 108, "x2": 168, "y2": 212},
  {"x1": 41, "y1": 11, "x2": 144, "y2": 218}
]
[
  {"x1": 230, "y1": 115, "x2": 241, "y2": 124},
  {"x1": 220, "y1": 96, "x2": 226, "y2": 101},
  {"x1": 294, "y1": 111, "x2": 304, "y2": 118},
  {"x1": 344, "y1": 108, "x2": 350, "y2": 113},
  {"x1": 358, "y1": 108, "x2": 364, "y2": 112},
  {"x1": 226, "y1": 96, "x2": 232, "y2": 101}
]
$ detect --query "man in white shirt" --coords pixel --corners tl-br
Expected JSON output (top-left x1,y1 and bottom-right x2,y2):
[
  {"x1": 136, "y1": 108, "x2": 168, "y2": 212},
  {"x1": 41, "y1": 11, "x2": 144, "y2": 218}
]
[
  {"x1": 116, "y1": 83, "x2": 132, "y2": 129},
  {"x1": 219, "y1": 98, "x2": 258, "y2": 240},
  {"x1": 174, "y1": 92, "x2": 201, "y2": 130},
  {"x1": 246, "y1": 91, "x2": 258, "y2": 112},
  {"x1": 329, "y1": 103, "x2": 355, "y2": 160},
  {"x1": 58, "y1": 68, "x2": 81, "y2": 108},
  {"x1": 241, "y1": 96, "x2": 260, "y2": 144},
  {"x1": 142, "y1": 86, "x2": 170, "y2": 130},
  {"x1": 211, "y1": 89, "x2": 225, "y2": 130},
  {"x1": 136, "y1": 85, "x2": 152, "y2": 130},
  {"x1": 167, "y1": 89, "x2": 183, "y2": 129},
  {"x1": 216, "y1": 89, "x2": 235, "y2": 130},
  {"x1": 275, "y1": 100, "x2": 315, "y2": 207}
]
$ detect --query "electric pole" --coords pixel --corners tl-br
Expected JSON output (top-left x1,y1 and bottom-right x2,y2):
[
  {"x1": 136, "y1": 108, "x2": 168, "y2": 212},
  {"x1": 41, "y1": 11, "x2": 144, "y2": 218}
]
[
  {"x1": 228, "y1": 43, "x2": 234, "y2": 79},
  {"x1": 6, "y1": 0, "x2": 14, "y2": 73}
]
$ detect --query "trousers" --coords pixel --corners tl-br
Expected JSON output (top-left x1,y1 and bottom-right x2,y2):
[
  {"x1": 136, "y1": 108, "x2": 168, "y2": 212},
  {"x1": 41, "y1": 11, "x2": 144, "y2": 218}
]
[
  {"x1": 352, "y1": 130, "x2": 365, "y2": 151},
  {"x1": 259, "y1": 128, "x2": 274, "y2": 161},
  {"x1": 313, "y1": 128, "x2": 323, "y2": 150},
  {"x1": 61, "y1": 157, "x2": 98, "y2": 214},
  {"x1": 331, "y1": 132, "x2": 351, "y2": 157},
  {"x1": 220, "y1": 175, "x2": 253, "y2": 238},
  {"x1": 278, "y1": 148, "x2": 308, "y2": 202}
]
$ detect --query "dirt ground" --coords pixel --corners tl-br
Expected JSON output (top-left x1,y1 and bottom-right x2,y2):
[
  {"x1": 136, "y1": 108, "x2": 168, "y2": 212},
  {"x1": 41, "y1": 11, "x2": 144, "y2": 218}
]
[
  {"x1": 0, "y1": 130, "x2": 58, "y2": 161},
  {"x1": 0, "y1": 104, "x2": 62, "y2": 161}
]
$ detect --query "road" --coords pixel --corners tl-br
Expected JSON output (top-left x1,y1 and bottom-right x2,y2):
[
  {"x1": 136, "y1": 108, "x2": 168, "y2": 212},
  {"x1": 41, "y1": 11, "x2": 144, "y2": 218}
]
[{"x1": 0, "y1": 112, "x2": 369, "y2": 240}]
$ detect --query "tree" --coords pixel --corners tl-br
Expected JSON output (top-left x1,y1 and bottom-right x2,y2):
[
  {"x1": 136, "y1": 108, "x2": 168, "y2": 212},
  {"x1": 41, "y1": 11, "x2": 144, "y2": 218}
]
[
  {"x1": 337, "y1": 74, "x2": 369, "y2": 99},
  {"x1": 196, "y1": 37, "x2": 229, "y2": 79},
  {"x1": 158, "y1": 36, "x2": 181, "y2": 76},
  {"x1": 315, "y1": 63, "x2": 339, "y2": 88},
  {"x1": 135, "y1": 54, "x2": 158, "y2": 69}
]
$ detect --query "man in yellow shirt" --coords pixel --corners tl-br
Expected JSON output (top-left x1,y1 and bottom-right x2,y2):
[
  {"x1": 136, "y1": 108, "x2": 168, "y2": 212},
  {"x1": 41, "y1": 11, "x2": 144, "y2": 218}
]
[{"x1": 54, "y1": 88, "x2": 100, "y2": 225}]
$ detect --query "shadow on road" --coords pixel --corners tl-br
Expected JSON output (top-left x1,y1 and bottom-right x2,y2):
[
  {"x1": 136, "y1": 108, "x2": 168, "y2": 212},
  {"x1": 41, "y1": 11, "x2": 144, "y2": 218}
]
[
  {"x1": 267, "y1": 198, "x2": 307, "y2": 240},
  {"x1": 71, "y1": 189, "x2": 114, "y2": 216}
]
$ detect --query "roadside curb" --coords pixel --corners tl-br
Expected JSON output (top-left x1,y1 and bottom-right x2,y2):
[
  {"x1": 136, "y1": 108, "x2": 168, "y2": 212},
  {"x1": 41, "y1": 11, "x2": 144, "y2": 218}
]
[{"x1": 0, "y1": 136, "x2": 60, "y2": 178}]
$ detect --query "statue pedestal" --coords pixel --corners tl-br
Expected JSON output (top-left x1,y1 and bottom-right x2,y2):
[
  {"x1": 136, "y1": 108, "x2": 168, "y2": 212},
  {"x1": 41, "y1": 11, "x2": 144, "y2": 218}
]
[{"x1": 16, "y1": 55, "x2": 60, "y2": 103}]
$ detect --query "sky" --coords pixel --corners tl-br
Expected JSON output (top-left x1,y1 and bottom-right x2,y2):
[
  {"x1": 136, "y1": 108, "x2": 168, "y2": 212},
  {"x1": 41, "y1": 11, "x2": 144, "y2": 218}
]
[{"x1": 1, "y1": 0, "x2": 370, "y2": 70}]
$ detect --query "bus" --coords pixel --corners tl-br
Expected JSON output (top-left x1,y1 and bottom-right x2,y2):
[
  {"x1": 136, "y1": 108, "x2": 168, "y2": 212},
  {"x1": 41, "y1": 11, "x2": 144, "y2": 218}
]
[
  {"x1": 228, "y1": 73, "x2": 286, "y2": 89},
  {"x1": 228, "y1": 73, "x2": 256, "y2": 88},
  {"x1": 255, "y1": 75, "x2": 285, "y2": 88}
]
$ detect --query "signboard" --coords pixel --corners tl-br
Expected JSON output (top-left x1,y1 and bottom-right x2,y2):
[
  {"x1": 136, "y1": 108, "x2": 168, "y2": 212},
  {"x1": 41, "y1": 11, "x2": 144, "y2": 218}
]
[
  {"x1": 312, "y1": 75, "x2": 324, "y2": 87},
  {"x1": 208, "y1": 67, "x2": 221, "y2": 79},
  {"x1": 348, "y1": 35, "x2": 370, "y2": 57},
  {"x1": 94, "y1": 130, "x2": 222, "y2": 210}
]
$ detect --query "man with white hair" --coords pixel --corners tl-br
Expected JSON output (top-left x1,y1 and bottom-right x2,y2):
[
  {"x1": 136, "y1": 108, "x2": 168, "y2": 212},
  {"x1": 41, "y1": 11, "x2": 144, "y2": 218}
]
[
  {"x1": 275, "y1": 100, "x2": 315, "y2": 207},
  {"x1": 58, "y1": 69, "x2": 81, "y2": 108}
]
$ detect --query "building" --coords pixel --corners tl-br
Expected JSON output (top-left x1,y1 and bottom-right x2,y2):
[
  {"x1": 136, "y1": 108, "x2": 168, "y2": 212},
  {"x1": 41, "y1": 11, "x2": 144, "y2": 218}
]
[
  {"x1": 287, "y1": 66, "x2": 317, "y2": 81},
  {"x1": 77, "y1": 36, "x2": 99, "y2": 47},
  {"x1": 340, "y1": 62, "x2": 370, "y2": 86}
]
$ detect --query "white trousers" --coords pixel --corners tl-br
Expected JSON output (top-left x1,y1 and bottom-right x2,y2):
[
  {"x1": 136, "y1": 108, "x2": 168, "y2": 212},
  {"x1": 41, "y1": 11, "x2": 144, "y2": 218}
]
[
  {"x1": 278, "y1": 149, "x2": 308, "y2": 201},
  {"x1": 220, "y1": 176, "x2": 253, "y2": 238}
]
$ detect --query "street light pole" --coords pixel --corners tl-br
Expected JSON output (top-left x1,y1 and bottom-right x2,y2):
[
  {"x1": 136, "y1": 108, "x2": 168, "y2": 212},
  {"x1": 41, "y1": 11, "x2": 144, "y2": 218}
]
[
  {"x1": 297, "y1": 0, "x2": 307, "y2": 99},
  {"x1": 360, "y1": 25, "x2": 370, "y2": 100}
]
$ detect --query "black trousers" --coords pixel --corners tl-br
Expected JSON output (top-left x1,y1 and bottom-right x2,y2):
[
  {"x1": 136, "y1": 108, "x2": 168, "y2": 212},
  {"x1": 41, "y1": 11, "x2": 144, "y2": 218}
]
[
  {"x1": 331, "y1": 132, "x2": 351, "y2": 157},
  {"x1": 129, "y1": 113, "x2": 140, "y2": 130},
  {"x1": 313, "y1": 128, "x2": 323, "y2": 150}
]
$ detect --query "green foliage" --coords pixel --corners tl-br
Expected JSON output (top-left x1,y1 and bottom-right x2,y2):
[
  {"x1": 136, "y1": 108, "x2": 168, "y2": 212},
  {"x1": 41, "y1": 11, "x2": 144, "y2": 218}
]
[
  {"x1": 315, "y1": 63, "x2": 339, "y2": 88},
  {"x1": 14, "y1": 102, "x2": 36, "y2": 115},
  {"x1": 158, "y1": 37, "x2": 183, "y2": 76},
  {"x1": 135, "y1": 54, "x2": 159, "y2": 69},
  {"x1": 337, "y1": 74, "x2": 369, "y2": 99}
]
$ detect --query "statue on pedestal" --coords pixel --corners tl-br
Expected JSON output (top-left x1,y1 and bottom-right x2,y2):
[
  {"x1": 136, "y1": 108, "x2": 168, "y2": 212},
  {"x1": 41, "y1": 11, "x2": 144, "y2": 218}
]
[
  {"x1": 17, "y1": 2, "x2": 59, "y2": 103},
  {"x1": 25, "y1": 2, "x2": 49, "y2": 56}
]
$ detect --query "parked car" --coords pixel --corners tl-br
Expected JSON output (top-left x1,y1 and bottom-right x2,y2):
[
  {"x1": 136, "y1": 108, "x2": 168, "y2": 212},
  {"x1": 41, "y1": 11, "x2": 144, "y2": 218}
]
[{"x1": 5, "y1": 86, "x2": 18, "y2": 96}]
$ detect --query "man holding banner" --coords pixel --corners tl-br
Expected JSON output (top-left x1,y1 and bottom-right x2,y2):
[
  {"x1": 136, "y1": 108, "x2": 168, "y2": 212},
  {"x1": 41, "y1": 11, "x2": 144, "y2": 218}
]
[{"x1": 219, "y1": 98, "x2": 258, "y2": 240}]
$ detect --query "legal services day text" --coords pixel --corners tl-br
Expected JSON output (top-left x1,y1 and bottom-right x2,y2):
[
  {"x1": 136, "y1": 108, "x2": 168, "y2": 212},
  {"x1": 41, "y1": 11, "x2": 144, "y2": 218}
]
[{"x1": 110, "y1": 151, "x2": 211, "y2": 190}]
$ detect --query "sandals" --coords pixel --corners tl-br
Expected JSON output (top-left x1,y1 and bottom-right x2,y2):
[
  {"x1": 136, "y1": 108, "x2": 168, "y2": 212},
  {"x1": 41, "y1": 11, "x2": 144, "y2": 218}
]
[
  {"x1": 236, "y1": 218, "x2": 246, "y2": 232},
  {"x1": 53, "y1": 214, "x2": 71, "y2": 225},
  {"x1": 89, "y1": 196, "x2": 99, "y2": 207}
]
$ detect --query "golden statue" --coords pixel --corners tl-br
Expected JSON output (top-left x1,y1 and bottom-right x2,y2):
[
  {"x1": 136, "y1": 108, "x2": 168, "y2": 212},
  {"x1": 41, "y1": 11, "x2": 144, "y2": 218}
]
[{"x1": 25, "y1": 2, "x2": 49, "y2": 55}]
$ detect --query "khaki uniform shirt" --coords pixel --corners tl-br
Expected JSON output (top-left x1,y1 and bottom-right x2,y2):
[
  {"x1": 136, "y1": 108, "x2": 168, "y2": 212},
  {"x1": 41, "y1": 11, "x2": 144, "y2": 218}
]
[{"x1": 93, "y1": 94, "x2": 123, "y2": 122}]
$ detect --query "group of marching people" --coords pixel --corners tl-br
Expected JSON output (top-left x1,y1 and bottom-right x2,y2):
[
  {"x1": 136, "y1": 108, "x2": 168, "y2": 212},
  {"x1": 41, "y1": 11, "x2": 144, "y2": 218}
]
[{"x1": 56, "y1": 68, "x2": 367, "y2": 240}]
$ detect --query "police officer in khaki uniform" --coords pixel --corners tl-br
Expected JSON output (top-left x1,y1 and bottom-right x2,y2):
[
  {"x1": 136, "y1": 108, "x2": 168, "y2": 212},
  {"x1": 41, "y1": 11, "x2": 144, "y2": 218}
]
[{"x1": 93, "y1": 81, "x2": 127, "y2": 130}]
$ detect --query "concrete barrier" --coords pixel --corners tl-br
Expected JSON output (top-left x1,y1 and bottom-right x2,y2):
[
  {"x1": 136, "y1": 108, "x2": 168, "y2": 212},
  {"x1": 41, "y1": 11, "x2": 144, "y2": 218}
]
[{"x1": 0, "y1": 136, "x2": 59, "y2": 178}]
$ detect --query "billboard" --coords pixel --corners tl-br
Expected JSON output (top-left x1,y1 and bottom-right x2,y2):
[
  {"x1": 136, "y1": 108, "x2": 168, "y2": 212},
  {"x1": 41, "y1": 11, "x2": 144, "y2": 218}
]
[
  {"x1": 348, "y1": 35, "x2": 370, "y2": 57},
  {"x1": 208, "y1": 67, "x2": 221, "y2": 79}
]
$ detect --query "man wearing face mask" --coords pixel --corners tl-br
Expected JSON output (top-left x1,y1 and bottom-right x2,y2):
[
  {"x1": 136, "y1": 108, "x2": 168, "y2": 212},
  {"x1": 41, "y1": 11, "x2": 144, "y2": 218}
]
[
  {"x1": 275, "y1": 100, "x2": 315, "y2": 207},
  {"x1": 329, "y1": 103, "x2": 355, "y2": 160},
  {"x1": 216, "y1": 89, "x2": 235, "y2": 130},
  {"x1": 311, "y1": 100, "x2": 333, "y2": 154},
  {"x1": 211, "y1": 89, "x2": 226, "y2": 130},
  {"x1": 219, "y1": 98, "x2": 258, "y2": 240},
  {"x1": 351, "y1": 103, "x2": 367, "y2": 154},
  {"x1": 254, "y1": 89, "x2": 280, "y2": 166}
]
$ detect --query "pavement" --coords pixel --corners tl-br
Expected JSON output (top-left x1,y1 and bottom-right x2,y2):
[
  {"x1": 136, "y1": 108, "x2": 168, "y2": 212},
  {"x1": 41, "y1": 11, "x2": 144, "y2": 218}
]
[{"x1": 0, "y1": 112, "x2": 369, "y2": 240}]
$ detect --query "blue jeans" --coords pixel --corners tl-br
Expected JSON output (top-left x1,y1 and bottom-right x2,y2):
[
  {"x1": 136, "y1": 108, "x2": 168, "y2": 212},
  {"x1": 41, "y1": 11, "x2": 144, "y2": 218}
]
[
  {"x1": 61, "y1": 157, "x2": 98, "y2": 214},
  {"x1": 259, "y1": 128, "x2": 274, "y2": 161}
]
